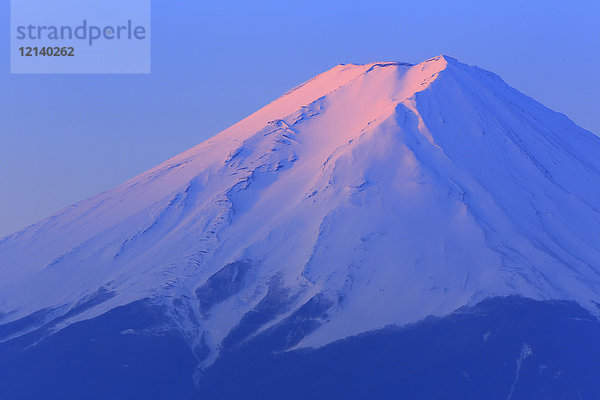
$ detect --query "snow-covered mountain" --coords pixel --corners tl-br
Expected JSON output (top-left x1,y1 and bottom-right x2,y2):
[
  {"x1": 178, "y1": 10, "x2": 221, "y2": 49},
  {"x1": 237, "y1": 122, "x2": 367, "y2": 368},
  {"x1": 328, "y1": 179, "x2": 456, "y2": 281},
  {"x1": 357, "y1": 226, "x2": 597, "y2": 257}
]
[{"x1": 2, "y1": 55, "x2": 600, "y2": 398}]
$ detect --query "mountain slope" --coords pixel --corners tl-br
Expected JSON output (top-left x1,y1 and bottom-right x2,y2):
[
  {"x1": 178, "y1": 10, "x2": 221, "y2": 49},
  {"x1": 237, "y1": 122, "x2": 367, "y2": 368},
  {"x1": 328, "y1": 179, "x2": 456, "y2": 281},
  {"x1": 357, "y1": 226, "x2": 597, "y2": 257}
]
[{"x1": 1, "y1": 55, "x2": 600, "y2": 373}]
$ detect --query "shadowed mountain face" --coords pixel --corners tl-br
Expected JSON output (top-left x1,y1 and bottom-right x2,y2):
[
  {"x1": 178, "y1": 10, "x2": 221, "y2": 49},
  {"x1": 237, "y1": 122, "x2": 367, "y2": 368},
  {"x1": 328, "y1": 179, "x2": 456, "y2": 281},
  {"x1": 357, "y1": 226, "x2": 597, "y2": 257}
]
[
  {"x1": 1, "y1": 56, "x2": 600, "y2": 398},
  {"x1": 1, "y1": 297, "x2": 599, "y2": 399}
]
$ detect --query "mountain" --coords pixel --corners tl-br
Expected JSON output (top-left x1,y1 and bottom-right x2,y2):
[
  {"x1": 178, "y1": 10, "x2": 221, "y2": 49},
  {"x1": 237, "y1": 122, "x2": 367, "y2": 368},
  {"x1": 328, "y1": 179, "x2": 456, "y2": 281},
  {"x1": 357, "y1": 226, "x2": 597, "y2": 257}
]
[{"x1": 2, "y1": 55, "x2": 600, "y2": 399}]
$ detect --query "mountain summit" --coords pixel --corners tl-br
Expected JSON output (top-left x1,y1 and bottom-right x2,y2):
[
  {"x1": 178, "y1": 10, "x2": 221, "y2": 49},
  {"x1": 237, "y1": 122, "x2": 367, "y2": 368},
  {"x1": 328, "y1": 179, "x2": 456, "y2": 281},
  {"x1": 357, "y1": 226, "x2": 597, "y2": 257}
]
[{"x1": 2, "y1": 56, "x2": 600, "y2": 398}]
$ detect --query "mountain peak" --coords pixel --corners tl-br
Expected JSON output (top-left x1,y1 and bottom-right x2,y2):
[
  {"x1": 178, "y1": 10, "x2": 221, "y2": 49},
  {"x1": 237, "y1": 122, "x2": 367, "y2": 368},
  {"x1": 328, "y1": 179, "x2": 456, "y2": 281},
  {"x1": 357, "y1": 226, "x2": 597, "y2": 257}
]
[
  {"x1": 336, "y1": 54, "x2": 460, "y2": 69},
  {"x1": 220, "y1": 55, "x2": 460, "y2": 146},
  {"x1": 425, "y1": 54, "x2": 458, "y2": 63}
]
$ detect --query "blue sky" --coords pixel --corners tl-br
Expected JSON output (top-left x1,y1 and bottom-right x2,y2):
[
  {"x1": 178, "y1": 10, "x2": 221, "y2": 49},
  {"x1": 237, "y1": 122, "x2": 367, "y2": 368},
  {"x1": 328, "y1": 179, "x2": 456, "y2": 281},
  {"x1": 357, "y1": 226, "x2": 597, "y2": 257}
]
[{"x1": 0, "y1": 0, "x2": 598, "y2": 237}]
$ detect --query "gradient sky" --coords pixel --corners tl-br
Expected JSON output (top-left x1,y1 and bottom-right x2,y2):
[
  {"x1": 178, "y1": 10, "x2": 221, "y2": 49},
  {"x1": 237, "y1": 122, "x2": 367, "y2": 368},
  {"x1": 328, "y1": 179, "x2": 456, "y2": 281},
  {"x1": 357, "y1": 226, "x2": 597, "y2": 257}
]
[{"x1": 0, "y1": 0, "x2": 598, "y2": 237}]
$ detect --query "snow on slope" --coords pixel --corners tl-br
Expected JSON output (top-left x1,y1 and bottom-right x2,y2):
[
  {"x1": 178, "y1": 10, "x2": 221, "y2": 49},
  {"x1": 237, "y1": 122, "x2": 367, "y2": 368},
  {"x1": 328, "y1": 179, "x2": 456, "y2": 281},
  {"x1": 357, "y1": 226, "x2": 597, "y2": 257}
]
[{"x1": 1, "y1": 56, "x2": 600, "y2": 358}]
